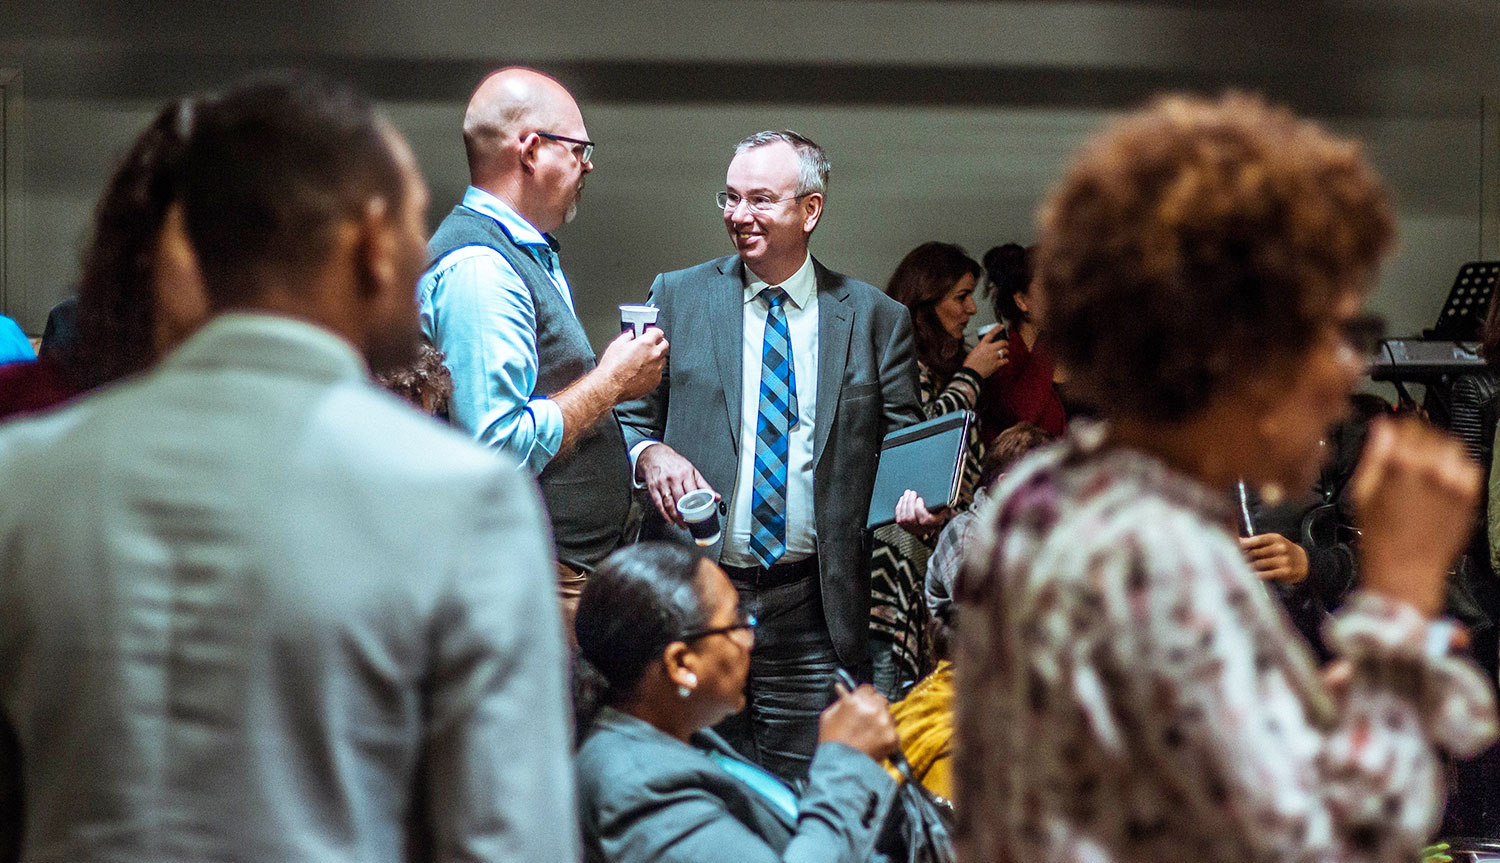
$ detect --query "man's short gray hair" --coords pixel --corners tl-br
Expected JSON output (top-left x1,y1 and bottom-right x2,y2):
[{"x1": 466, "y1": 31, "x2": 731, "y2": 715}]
[{"x1": 734, "y1": 130, "x2": 829, "y2": 198}]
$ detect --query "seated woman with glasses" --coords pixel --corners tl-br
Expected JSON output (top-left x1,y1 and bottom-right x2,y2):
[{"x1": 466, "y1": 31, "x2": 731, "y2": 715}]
[{"x1": 574, "y1": 542, "x2": 901, "y2": 863}]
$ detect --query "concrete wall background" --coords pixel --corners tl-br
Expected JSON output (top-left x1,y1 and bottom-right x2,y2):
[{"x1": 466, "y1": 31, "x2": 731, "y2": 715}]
[{"x1": 3, "y1": 1, "x2": 1498, "y2": 371}]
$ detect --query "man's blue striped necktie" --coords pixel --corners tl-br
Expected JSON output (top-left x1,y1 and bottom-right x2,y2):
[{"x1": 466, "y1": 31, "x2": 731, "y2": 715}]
[{"x1": 749, "y1": 287, "x2": 798, "y2": 568}]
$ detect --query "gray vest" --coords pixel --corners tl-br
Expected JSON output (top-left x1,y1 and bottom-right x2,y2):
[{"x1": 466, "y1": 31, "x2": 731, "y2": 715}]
[{"x1": 427, "y1": 205, "x2": 630, "y2": 571}]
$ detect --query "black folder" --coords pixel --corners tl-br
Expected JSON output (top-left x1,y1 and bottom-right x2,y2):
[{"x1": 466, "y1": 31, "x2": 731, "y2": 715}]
[{"x1": 865, "y1": 410, "x2": 972, "y2": 529}]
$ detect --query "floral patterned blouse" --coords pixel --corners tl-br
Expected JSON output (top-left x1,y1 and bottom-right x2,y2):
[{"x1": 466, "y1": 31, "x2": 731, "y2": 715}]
[{"x1": 954, "y1": 422, "x2": 1498, "y2": 863}]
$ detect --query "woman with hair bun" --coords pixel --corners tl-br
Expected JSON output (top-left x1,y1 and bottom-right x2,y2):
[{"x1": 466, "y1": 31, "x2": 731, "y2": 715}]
[
  {"x1": 955, "y1": 93, "x2": 1497, "y2": 863},
  {"x1": 574, "y1": 542, "x2": 900, "y2": 863},
  {"x1": 977, "y1": 241, "x2": 1067, "y2": 440}
]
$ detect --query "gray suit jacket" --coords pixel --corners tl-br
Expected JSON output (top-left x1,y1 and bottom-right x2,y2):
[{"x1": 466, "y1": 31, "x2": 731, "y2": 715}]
[
  {"x1": 576, "y1": 707, "x2": 895, "y2": 863},
  {"x1": 0, "y1": 314, "x2": 577, "y2": 863},
  {"x1": 616, "y1": 255, "x2": 922, "y2": 666}
]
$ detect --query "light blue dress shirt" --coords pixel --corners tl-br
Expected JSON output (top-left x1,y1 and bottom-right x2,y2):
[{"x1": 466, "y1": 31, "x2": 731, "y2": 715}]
[
  {"x1": 704, "y1": 750, "x2": 800, "y2": 820},
  {"x1": 0, "y1": 315, "x2": 35, "y2": 366},
  {"x1": 419, "y1": 187, "x2": 577, "y2": 473}
]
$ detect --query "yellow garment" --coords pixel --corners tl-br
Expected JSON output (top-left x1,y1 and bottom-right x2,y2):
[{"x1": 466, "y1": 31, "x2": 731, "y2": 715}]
[{"x1": 887, "y1": 661, "x2": 955, "y2": 800}]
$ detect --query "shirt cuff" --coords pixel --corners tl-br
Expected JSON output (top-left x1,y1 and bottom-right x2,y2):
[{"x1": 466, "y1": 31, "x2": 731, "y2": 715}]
[
  {"x1": 529, "y1": 397, "x2": 565, "y2": 468},
  {"x1": 628, "y1": 439, "x2": 662, "y2": 489},
  {"x1": 1325, "y1": 591, "x2": 1500, "y2": 756}
]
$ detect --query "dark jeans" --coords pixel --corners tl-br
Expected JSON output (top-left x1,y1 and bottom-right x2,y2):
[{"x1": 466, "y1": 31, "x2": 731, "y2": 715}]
[
  {"x1": 715, "y1": 557, "x2": 843, "y2": 785},
  {"x1": 869, "y1": 633, "x2": 919, "y2": 700}
]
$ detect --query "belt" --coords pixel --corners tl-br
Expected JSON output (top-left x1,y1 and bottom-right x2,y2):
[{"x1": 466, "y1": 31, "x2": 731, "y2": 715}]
[{"x1": 723, "y1": 555, "x2": 819, "y2": 588}]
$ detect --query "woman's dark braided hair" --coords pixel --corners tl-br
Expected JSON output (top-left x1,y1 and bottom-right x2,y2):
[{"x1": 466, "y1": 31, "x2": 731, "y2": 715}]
[{"x1": 71, "y1": 98, "x2": 199, "y2": 390}]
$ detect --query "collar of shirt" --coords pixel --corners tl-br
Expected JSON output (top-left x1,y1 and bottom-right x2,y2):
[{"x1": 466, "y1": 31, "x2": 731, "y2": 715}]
[
  {"x1": 1063, "y1": 420, "x2": 1238, "y2": 527},
  {"x1": 456, "y1": 185, "x2": 572, "y2": 311},
  {"x1": 742, "y1": 254, "x2": 815, "y2": 307},
  {"x1": 460, "y1": 185, "x2": 560, "y2": 256}
]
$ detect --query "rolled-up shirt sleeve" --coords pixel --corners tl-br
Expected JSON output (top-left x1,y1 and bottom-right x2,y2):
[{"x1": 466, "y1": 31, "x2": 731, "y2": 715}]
[{"x1": 420, "y1": 246, "x2": 564, "y2": 473}]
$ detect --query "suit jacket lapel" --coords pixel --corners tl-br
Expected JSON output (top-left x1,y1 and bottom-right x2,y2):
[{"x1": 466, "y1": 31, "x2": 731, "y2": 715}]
[
  {"x1": 813, "y1": 259, "x2": 851, "y2": 469},
  {"x1": 711, "y1": 257, "x2": 745, "y2": 454}
]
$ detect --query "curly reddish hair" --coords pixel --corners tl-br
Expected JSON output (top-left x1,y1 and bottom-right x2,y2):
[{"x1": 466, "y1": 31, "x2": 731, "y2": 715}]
[
  {"x1": 1036, "y1": 93, "x2": 1395, "y2": 423},
  {"x1": 375, "y1": 340, "x2": 454, "y2": 418}
]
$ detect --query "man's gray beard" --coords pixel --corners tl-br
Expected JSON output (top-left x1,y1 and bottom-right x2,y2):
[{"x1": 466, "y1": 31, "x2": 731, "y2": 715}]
[{"x1": 564, "y1": 201, "x2": 578, "y2": 224}]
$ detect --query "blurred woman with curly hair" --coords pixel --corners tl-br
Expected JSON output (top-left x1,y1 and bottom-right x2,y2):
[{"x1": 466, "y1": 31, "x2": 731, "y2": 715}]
[{"x1": 954, "y1": 93, "x2": 1497, "y2": 863}]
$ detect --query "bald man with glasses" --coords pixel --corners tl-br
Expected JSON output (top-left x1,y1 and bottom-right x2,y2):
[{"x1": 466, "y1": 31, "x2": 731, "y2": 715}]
[{"x1": 422, "y1": 68, "x2": 667, "y2": 625}]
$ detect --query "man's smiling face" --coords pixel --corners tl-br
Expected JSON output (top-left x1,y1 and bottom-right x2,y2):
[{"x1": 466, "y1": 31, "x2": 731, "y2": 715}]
[{"x1": 722, "y1": 140, "x2": 819, "y2": 282}]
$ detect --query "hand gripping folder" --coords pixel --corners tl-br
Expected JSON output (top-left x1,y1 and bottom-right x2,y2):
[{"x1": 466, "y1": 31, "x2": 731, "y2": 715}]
[{"x1": 865, "y1": 410, "x2": 973, "y2": 530}]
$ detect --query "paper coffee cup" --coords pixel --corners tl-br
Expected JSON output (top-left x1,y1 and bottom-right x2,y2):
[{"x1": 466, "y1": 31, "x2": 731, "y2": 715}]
[
  {"x1": 620, "y1": 304, "x2": 660, "y2": 338},
  {"x1": 676, "y1": 488, "x2": 721, "y2": 547}
]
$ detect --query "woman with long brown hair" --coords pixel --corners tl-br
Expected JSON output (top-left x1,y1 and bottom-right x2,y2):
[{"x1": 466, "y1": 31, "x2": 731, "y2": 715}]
[
  {"x1": 886, "y1": 242, "x2": 1011, "y2": 440},
  {"x1": 871, "y1": 241, "x2": 1009, "y2": 697}
]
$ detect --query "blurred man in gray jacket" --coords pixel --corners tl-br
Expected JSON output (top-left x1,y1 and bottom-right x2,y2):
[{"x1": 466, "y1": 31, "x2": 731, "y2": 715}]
[{"x1": 0, "y1": 75, "x2": 576, "y2": 863}]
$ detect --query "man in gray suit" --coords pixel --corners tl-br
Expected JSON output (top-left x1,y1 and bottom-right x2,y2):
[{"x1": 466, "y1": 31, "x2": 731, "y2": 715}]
[
  {"x1": 617, "y1": 130, "x2": 922, "y2": 782},
  {"x1": 0, "y1": 77, "x2": 576, "y2": 862}
]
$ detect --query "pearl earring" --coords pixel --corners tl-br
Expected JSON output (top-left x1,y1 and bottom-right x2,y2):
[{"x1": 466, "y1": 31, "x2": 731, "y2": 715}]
[
  {"x1": 1258, "y1": 482, "x2": 1285, "y2": 506},
  {"x1": 677, "y1": 685, "x2": 692, "y2": 698}
]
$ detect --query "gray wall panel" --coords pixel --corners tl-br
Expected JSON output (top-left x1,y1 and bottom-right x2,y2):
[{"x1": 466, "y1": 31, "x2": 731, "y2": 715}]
[{"x1": 0, "y1": 0, "x2": 1494, "y2": 388}]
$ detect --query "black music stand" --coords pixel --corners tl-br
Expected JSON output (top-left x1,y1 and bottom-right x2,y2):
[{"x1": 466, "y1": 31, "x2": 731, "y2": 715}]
[{"x1": 1428, "y1": 261, "x2": 1500, "y2": 341}]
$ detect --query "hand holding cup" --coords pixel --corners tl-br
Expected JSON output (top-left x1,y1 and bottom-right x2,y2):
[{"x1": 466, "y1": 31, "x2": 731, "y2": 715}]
[
  {"x1": 963, "y1": 324, "x2": 1010, "y2": 378},
  {"x1": 637, "y1": 444, "x2": 713, "y2": 525},
  {"x1": 620, "y1": 304, "x2": 660, "y2": 338},
  {"x1": 676, "y1": 488, "x2": 723, "y2": 547}
]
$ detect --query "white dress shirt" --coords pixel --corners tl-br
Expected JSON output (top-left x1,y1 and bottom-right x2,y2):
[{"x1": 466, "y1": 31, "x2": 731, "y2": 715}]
[{"x1": 721, "y1": 254, "x2": 820, "y2": 567}]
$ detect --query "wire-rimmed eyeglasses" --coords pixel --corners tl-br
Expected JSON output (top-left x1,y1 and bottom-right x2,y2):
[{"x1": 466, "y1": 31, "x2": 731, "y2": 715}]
[
  {"x1": 537, "y1": 131, "x2": 594, "y2": 164},
  {"x1": 715, "y1": 191, "x2": 808, "y2": 213}
]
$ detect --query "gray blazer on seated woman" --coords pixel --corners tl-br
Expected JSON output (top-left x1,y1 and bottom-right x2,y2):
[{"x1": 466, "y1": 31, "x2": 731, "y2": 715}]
[{"x1": 574, "y1": 542, "x2": 899, "y2": 863}]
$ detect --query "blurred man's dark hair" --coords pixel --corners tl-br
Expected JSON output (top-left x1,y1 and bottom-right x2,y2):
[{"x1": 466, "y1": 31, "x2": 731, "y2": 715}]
[{"x1": 179, "y1": 74, "x2": 406, "y2": 310}]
